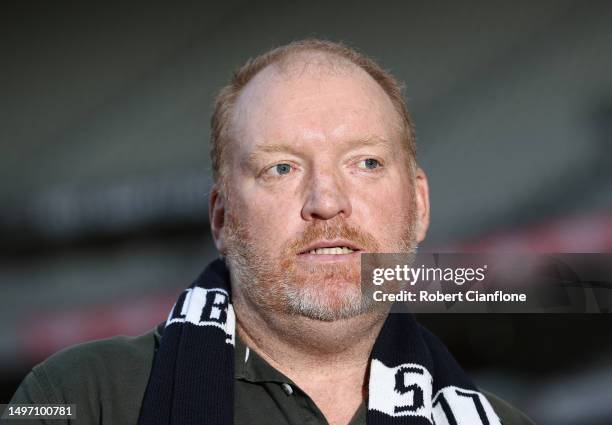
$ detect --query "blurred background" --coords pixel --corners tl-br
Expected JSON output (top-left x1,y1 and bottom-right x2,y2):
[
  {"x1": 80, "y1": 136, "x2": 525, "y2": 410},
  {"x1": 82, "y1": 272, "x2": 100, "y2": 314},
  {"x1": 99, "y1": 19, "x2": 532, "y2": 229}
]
[{"x1": 1, "y1": 1, "x2": 611, "y2": 423}]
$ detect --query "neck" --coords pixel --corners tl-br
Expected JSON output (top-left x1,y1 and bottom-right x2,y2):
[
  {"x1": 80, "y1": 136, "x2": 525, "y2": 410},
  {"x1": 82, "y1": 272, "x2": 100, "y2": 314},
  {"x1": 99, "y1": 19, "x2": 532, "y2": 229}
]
[
  {"x1": 235, "y1": 295, "x2": 388, "y2": 367},
  {"x1": 233, "y1": 287, "x2": 389, "y2": 425}
]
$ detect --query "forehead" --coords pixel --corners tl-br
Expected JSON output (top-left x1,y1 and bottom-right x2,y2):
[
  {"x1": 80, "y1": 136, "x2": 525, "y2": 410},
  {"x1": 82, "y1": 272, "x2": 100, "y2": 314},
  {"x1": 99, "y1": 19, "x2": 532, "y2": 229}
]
[{"x1": 229, "y1": 54, "x2": 403, "y2": 151}]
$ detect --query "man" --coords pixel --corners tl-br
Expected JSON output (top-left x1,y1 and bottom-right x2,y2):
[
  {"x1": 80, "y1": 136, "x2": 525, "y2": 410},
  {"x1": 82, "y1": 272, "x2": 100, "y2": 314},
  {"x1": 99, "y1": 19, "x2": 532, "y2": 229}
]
[{"x1": 8, "y1": 39, "x2": 535, "y2": 425}]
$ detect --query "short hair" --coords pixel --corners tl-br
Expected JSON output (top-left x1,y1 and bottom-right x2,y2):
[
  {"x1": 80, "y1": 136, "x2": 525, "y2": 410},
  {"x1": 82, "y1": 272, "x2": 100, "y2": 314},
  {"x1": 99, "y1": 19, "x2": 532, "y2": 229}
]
[{"x1": 210, "y1": 39, "x2": 417, "y2": 183}]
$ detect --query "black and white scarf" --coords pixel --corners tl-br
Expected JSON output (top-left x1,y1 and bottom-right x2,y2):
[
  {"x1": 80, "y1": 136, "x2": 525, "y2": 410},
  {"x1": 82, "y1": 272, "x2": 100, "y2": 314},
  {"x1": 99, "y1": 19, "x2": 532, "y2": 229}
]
[{"x1": 138, "y1": 258, "x2": 501, "y2": 425}]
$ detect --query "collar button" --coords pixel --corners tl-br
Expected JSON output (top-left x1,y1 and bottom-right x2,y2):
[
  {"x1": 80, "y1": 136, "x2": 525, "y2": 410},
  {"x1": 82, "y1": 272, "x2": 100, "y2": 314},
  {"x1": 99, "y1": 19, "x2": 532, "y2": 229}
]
[{"x1": 281, "y1": 383, "x2": 294, "y2": 395}]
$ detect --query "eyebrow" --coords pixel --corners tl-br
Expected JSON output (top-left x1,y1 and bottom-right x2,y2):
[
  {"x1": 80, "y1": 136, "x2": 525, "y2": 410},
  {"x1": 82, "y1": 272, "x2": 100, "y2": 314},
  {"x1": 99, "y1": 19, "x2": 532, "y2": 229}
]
[{"x1": 246, "y1": 136, "x2": 393, "y2": 162}]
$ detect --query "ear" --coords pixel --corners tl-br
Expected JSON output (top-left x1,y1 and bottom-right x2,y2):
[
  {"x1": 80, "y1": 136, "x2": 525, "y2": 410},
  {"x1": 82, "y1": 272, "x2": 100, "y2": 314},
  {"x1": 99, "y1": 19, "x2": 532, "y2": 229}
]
[
  {"x1": 414, "y1": 168, "x2": 430, "y2": 243},
  {"x1": 209, "y1": 183, "x2": 227, "y2": 254}
]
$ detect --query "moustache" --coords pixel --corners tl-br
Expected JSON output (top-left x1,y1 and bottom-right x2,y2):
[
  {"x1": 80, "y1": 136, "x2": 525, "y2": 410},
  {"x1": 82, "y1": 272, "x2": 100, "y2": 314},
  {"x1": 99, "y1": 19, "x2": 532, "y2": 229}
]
[{"x1": 286, "y1": 220, "x2": 380, "y2": 255}]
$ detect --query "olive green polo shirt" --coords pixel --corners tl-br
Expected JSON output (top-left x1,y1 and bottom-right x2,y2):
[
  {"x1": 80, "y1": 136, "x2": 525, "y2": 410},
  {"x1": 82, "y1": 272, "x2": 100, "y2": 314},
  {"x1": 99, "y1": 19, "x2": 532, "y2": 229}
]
[
  {"x1": 234, "y1": 329, "x2": 366, "y2": 425},
  {"x1": 7, "y1": 324, "x2": 535, "y2": 424}
]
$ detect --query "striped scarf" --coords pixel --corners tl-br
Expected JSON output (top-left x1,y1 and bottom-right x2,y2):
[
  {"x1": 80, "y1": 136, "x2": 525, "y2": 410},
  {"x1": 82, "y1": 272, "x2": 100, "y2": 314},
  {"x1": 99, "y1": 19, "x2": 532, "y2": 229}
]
[{"x1": 138, "y1": 258, "x2": 501, "y2": 425}]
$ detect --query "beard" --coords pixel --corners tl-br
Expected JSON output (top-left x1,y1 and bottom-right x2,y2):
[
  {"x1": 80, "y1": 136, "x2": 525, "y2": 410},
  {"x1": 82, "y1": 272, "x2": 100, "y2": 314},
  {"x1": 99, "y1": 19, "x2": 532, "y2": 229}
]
[{"x1": 224, "y1": 205, "x2": 418, "y2": 322}]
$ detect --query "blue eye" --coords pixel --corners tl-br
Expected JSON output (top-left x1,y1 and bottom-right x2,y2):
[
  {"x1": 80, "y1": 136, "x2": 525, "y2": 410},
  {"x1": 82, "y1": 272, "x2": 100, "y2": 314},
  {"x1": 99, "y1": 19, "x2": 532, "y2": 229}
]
[
  {"x1": 360, "y1": 158, "x2": 381, "y2": 169},
  {"x1": 273, "y1": 163, "x2": 292, "y2": 175}
]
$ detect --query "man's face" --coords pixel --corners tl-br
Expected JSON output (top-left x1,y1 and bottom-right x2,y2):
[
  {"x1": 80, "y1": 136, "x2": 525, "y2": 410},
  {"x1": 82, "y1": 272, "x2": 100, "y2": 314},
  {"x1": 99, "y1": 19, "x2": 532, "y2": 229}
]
[{"x1": 213, "y1": 56, "x2": 428, "y2": 321}]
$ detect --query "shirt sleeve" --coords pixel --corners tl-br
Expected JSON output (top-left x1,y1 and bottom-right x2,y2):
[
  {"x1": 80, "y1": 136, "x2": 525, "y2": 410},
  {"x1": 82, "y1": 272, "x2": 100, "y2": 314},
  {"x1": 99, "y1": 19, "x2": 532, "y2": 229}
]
[
  {"x1": 6, "y1": 368, "x2": 69, "y2": 425},
  {"x1": 5, "y1": 331, "x2": 157, "y2": 425},
  {"x1": 483, "y1": 390, "x2": 537, "y2": 425}
]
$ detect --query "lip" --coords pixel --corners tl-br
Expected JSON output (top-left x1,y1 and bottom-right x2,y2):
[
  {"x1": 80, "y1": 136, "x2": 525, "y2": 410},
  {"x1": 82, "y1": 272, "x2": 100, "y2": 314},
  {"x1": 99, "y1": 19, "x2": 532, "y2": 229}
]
[
  {"x1": 296, "y1": 251, "x2": 361, "y2": 264},
  {"x1": 297, "y1": 239, "x2": 363, "y2": 255}
]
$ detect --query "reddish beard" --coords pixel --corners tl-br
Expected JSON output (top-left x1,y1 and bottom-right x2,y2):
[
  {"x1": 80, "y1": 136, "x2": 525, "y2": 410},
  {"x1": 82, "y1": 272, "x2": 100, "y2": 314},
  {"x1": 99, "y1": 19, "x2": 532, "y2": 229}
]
[{"x1": 224, "y1": 210, "x2": 416, "y2": 320}]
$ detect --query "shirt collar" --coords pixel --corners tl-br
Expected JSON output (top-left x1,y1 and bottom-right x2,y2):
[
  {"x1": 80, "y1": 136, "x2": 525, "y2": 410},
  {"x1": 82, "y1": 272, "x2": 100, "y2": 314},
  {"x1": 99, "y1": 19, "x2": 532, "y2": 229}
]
[
  {"x1": 234, "y1": 332, "x2": 297, "y2": 384},
  {"x1": 154, "y1": 322, "x2": 296, "y2": 384}
]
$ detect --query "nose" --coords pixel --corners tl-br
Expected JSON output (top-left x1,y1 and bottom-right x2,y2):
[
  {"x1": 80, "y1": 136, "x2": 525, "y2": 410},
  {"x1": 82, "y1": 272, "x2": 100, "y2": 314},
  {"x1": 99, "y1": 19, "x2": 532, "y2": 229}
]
[{"x1": 301, "y1": 169, "x2": 352, "y2": 221}]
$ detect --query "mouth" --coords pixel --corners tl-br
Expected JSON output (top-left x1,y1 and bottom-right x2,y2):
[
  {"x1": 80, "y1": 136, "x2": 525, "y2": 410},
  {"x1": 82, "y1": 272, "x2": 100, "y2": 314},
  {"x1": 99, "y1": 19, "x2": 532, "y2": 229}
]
[{"x1": 297, "y1": 240, "x2": 363, "y2": 260}]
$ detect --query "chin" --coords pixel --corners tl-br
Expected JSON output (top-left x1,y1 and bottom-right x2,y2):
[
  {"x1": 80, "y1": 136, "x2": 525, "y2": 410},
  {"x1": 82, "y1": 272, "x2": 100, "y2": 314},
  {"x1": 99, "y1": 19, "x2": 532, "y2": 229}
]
[{"x1": 282, "y1": 280, "x2": 373, "y2": 321}]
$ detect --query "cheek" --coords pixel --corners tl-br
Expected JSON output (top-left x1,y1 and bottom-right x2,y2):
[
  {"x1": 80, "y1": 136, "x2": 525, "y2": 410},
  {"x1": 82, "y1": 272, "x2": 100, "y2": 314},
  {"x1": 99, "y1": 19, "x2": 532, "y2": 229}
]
[
  {"x1": 232, "y1": 187, "x2": 303, "y2": 245},
  {"x1": 349, "y1": 178, "x2": 414, "y2": 236}
]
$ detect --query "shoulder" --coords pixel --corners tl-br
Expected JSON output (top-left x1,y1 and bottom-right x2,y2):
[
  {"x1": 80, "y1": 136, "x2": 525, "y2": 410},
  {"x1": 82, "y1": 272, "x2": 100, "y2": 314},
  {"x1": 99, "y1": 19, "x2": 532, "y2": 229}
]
[
  {"x1": 417, "y1": 323, "x2": 536, "y2": 424},
  {"x1": 41, "y1": 328, "x2": 158, "y2": 378},
  {"x1": 482, "y1": 390, "x2": 537, "y2": 425},
  {"x1": 35, "y1": 328, "x2": 157, "y2": 397},
  {"x1": 10, "y1": 326, "x2": 161, "y2": 424}
]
